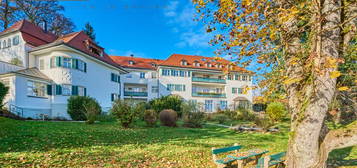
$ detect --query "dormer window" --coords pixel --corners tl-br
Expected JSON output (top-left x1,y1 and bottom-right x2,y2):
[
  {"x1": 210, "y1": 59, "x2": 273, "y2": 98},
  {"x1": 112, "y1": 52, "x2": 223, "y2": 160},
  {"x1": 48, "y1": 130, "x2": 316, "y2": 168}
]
[
  {"x1": 85, "y1": 39, "x2": 104, "y2": 57},
  {"x1": 151, "y1": 63, "x2": 157, "y2": 67},
  {"x1": 181, "y1": 60, "x2": 188, "y2": 66},
  {"x1": 129, "y1": 60, "x2": 135, "y2": 65},
  {"x1": 193, "y1": 61, "x2": 200, "y2": 67}
]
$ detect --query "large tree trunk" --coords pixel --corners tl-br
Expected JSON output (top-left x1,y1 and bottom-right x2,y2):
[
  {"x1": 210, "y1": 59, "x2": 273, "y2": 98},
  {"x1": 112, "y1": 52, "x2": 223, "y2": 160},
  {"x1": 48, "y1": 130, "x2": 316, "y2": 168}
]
[{"x1": 286, "y1": 0, "x2": 342, "y2": 167}]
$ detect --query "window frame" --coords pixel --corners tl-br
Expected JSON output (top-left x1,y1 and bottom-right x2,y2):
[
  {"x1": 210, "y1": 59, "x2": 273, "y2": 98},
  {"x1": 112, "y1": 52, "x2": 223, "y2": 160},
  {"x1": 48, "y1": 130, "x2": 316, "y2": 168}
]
[{"x1": 27, "y1": 80, "x2": 48, "y2": 98}]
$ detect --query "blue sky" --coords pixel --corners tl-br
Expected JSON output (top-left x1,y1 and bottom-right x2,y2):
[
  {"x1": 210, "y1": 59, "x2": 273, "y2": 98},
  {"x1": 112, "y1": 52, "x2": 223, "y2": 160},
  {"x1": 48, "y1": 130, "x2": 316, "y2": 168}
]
[{"x1": 60, "y1": 0, "x2": 216, "y2": 60}]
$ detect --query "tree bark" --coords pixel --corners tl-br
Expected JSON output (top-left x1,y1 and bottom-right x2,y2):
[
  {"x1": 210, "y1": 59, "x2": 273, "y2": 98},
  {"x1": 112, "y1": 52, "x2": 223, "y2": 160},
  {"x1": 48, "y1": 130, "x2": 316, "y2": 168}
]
[{"x1": 286, "y1": 0, "x2": 344, "y2": 167}]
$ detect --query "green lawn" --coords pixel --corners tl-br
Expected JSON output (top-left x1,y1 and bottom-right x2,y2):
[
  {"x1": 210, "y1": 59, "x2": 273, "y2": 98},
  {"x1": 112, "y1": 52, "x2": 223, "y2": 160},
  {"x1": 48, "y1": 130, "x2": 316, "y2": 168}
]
[{"x1": 0, "y1": 117, "x2": 356, "y2": 167}]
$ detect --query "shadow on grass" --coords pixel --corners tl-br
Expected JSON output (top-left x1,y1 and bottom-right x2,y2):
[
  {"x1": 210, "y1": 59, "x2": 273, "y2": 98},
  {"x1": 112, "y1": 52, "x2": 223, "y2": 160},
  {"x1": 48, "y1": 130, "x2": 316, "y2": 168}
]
[{"x1": 327, "y1": 147, "x2": 357, "y2": 167}]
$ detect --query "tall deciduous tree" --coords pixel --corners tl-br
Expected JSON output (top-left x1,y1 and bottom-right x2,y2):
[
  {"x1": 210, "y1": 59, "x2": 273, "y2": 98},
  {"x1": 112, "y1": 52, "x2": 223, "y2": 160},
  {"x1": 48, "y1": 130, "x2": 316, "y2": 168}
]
[
  {"x1": 0, "y1": 0, "x2": 75, "y2": 35},
  {"x1": 83, "y1": 22, "x2": 96, "y2": 41},
  {"x1": 192, "y1": 0, "x2": 357, "y2": 167}
]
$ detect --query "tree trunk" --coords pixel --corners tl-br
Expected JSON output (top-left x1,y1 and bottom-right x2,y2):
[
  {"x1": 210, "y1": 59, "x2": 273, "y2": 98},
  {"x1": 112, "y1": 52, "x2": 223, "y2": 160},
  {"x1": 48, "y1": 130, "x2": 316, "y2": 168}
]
[{"x1": 286, "y1": 0, "x2": 342, "y2": 167}]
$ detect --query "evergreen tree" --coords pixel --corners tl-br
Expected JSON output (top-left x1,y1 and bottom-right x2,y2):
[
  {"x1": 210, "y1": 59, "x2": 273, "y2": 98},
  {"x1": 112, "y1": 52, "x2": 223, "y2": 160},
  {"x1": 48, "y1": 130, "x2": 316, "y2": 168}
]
[{"x1": 83, "y1": 22, "x2": 96, "y2": 42}]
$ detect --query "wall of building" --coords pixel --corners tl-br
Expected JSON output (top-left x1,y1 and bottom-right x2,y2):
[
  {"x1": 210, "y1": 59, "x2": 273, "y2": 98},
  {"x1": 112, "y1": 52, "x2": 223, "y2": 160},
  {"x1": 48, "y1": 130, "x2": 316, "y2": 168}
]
[
  {"x1": 29, "y1": 49, "x2": 122, "y2": 118},
  {"x1": 0, "y1": 32, "x2": 28, "y2": 67}
]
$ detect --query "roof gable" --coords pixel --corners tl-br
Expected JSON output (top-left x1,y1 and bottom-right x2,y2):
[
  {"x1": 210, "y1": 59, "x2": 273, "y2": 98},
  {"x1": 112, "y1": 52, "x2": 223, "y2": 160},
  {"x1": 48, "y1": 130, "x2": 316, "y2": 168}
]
[{"x1": 109, "y1": 56, "x2": 164, "y2": 70}]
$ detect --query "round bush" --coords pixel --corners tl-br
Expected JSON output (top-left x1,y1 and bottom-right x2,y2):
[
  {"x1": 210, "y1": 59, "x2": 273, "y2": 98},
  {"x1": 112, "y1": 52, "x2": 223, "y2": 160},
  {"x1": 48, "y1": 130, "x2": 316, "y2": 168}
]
[
  {"x1": 67, "y1": 96, "x2": 101, "y2": 121},
  {"x1": 266, "y1": 102, "x2": 287, "y2": 122},
  {"x1": 144, "y1": 109, "x2": 157, "y2": 127},
  {"x1": 159, "y1": 109, "x2": 178, "y2": 127},
  {"x1": 0, "y1": 82, "x2": 9, "y2": 109}
]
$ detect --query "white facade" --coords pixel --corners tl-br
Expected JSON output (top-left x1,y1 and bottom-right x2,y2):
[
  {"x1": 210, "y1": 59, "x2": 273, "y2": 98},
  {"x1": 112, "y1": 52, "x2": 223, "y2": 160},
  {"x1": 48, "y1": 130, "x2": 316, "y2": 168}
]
[{"x1": 0, "y1": 31, "x2": 29, "y2": 67}]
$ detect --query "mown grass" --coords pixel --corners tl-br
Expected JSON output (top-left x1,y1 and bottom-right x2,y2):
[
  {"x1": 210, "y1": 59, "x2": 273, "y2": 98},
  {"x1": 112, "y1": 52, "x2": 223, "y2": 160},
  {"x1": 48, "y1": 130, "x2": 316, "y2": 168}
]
[{"x1": 0, "y1": 117, "x2": 356, "y2": 167}]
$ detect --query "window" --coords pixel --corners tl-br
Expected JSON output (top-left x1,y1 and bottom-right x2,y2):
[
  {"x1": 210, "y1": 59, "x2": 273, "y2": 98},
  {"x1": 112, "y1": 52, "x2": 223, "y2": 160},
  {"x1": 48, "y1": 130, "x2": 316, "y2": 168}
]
[
  {"x1": 111, "y1": 93, "x2": 119, "y2": 101},
  {"x1": 205, "y1": 100, "x2": 213, "y2": 112},
  {"x1": 242, "y1": 75, "x2": 247, "y2": 81},
  {"x1": 152, "y1": 86, "x2": 159, "y2": 93},
  {"x1": 78, "y1": 86, "x2": 86, "y2": 96},
  {"x1": 167, "y1": 84, "x2": 185, "y2": 91},
  {"x1": 27, "y1": 81, "x2": 47, "y2": 98},
  {"x1": 129, "y1": 60, "x2": 135, "y2": 65},
  {"x1": 232, "y1": 87, "x2": 238, "y2": 94},
  {"x1": 171, "y1": 70, "x2": 178, "y2": 76},
  {"x1": 162, "y1": 69, "x2": 170, "y2": 76},
  {"x1": 220, "y1": 101, "x2": 227, "y2": 110},
  {"x1": 235, "y1": 74, "x2": 240, "y2": 80},
  {"x1": 3, "y1": 40, "x2": 6, "y2": 48},
  {"x1": 227, "y1": 74, "x2": 232, "y2": 80},
  {"x1": 181, "y1": 60, "x2": 187, "y2": 66},
  {"x1": 151, "y1": 63, "x2": 157, "y2": 67},
  {"x1": 179, "y1": 70, "x2": 185, "y2": 77},
  {"x1": 77, "y1": 60, "x2": 86, "y2": 71},
  {"x1": 126, "y1": 74, "x2": 132, "y2": 78},
  {"x1": 111, "y1": 73, "x2": 120, "y2": 83},
  {"x1": 62, "y1": 57, "x2": 72, "y2": 68},
  {"x1": 151, "y1": 72, "x2": 157, "y2": 78},
  {"x1": 238, "y1": 88, "x2": 243, "y2": 94},
  {"x1": 13, "y1": 36, "x2": 19, "y2": 45},
  {"x1": 140, "y1": 72, "x2": 145, "y2": 79},
  {"x1": 39, "y1": 59, "x2": 45, "y2": 70},
  {"x1": 62, "y1": 85, "x2": 72, "y2": 96},
  {"x1": 7, "y1": 39, "x2": 11, "y2": 47}
]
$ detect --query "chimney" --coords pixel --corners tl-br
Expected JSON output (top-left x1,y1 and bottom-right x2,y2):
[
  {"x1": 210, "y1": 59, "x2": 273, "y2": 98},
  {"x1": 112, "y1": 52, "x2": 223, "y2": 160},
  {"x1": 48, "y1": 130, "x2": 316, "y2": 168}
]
[{"x1": 130, "y1": 54, "x2": 134, "y2": 57}]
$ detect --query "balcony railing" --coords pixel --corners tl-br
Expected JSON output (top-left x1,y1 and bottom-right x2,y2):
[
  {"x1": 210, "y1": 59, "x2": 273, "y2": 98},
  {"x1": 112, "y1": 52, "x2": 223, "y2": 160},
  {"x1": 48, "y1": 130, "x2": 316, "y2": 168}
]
[
  {"x1": 124, "y1": 91, "x2": 148, "y2": 97},
  {"x1": 192, "y1": 92, "x2": 226, "y2": 98},
  {"x1": 192, "y1": 77, "x2": 226, "y2": 84}
]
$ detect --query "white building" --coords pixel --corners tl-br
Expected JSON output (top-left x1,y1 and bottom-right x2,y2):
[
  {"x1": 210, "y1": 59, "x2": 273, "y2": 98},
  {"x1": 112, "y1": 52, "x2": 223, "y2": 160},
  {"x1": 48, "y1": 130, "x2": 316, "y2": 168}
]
[
  {"x1": 111, "y1": 54, "x2": 254, "y2": 112},
  {"x1": 0, "y1": 20, "x2": 127, "y2": 119},
  {"x1": 0, "y1": 20, "x2": 253, "y2": 119}
]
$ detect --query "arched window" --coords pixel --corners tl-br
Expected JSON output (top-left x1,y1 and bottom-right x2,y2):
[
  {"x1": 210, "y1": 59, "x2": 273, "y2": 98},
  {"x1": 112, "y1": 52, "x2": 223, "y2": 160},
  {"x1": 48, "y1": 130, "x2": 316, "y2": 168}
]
[{"x1": 181, "y1": 60, "x2": 187, "y2": 66}]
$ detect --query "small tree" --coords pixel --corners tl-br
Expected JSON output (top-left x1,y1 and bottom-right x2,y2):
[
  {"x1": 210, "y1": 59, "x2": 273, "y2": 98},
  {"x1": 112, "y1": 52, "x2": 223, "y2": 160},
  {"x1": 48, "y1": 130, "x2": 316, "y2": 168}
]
[
  {"x1": 111, "y1": 100, "x2": 144, "y2": 128},
  {"x1": 0, "y1": 82, "x2": 9, "y2": 109},
  {"x1": 159, "y1": 109, "x2": 178, "y2": 127},
  {"x1": 83, "y1": 98, "x2": 101, "y2": 124},
  {"x1": 149, "y1": 95, "x2": 183, "y2": 116},
  {"x1": 266, "y1": 102, "x2": 287, "y2": 122},
  {"x1": 144, "y1": 109, "x2": 157, "y2": 127},
  {"x1": 67, "y1": 96, "x2": 100, "y2": 121},
  {"x1": 181, "y1": 100, "x2": 205, "y2": 128}
]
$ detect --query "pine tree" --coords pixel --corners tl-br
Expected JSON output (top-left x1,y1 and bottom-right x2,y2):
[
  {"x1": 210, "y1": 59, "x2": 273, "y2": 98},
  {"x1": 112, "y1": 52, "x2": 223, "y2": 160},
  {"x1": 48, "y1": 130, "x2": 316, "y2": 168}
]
[{"x1": 83, "y1": 22, "x2": 96, "y2": 42}]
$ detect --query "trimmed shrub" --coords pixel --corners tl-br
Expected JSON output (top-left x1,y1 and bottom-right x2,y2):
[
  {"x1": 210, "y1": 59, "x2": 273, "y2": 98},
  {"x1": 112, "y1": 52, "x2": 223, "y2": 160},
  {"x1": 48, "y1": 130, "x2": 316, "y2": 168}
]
[
  {"x1": 266, "y1": 102, "x2": 287, "y2": 122},
  {"x1": 83, "y1": 99, "x2": 101, "y2": 124},
  {"x1": 0, "y1": 82, "x2": 9, "y2": 109},
  {"x1": 159, "y1": 109, "x2": 178, "y2": 127},
  {"x1": 149, "y1": 95, "x2": 183, "y2": 116},
  {"x1": 144, "y1": 109, "x2": 157, "y2": 127},
  {"x1": 67, "y1": 96, "x2": 100, "y2": 121},
  {"x1": 182, "y1": 100, "x2": 205, "y2": 128},
  {"x1": 111, "y1": 100, "x2": 144, "y2": 128},
  {"x1": 96, "y1": 114, "x2": 116, "y2": 122},
  {"x1": 213, "y1": 114, "x2": 229, "y2": 124}
]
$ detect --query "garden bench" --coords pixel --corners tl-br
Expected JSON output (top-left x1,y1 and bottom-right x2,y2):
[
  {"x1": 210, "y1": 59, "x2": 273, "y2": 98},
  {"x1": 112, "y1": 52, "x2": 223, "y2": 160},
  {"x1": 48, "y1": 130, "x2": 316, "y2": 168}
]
[
  {"x1": 212, "y1": 143, "x2": 242, "y2": 168},
  {"x1": 255, "y1": 152, "x2": 286, "y2": 168},
  {"x1": 228, "y1": 149, "x2": 269, "y2": 168}
]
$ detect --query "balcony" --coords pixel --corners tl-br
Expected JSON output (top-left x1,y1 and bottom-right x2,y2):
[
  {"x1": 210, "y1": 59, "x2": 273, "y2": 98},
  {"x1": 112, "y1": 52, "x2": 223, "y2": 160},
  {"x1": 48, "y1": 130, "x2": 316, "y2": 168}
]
[
  {"x1": 192, "y1": 92, "x2": 226, "y2": 98},
  {"x1": 192, "y1": 77, "x2": 226, "y2": 84},
  {"x1": 124, "y1": 91, "x2": 148, "y2": 97}
]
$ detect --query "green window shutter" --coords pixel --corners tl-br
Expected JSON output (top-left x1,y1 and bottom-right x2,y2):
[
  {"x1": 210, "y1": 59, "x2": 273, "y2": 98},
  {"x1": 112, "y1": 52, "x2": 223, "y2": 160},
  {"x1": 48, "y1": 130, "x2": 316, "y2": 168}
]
[
  {"x1": 56, "y1": 85, "x2": 62, "y2": 95},
  {"x1": 72, "y1": 59, "x2": 76, "y2": 68},
  {"x1": 84, "y1": 88, "x2": 87, "y2": 96},
  {"x1": 75, "y1": 59, "x2": 79, "y2": 69},
  {"x1": 117, "y1": 75, "x2": 120, "y2": 83},
  {"x1": 111, "y1": 73, "x2": 114, "y2": 81},
  {"x1": 84, "y1": 63, "x2": 87, "y2": 72},
  {"x1": 47, "y1": 85, "x2": 52, "y2": 95},
  {"x1": 232, "y1": 88, "x2": 235, "y2": 94},
  {"x1": 56, "y1": 56, "x2": 62, "y2": 67},
  {"x1": 72, "y1": 86, "x2": 78, "y2": 95},
  {"x1": 111, "y1": 94, "x2": 114, "y2": 101}
]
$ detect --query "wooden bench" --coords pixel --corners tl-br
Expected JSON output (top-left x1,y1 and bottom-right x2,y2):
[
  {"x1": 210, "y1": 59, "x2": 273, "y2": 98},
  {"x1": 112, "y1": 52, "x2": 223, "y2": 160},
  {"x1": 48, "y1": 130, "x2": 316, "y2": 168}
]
[
  {"x1": 212, "y1": 143, "x2": 242, "y2": 168},
  {"x1": 255, "y1": 152, "x2": 286, "y2": 168}
]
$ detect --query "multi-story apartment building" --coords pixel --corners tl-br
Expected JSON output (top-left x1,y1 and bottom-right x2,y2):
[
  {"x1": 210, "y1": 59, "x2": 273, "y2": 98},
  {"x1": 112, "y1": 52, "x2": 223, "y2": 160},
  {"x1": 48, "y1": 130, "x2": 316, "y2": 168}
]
[
  {"x1": 111, "y1": 54, "x2": 253, "y2": 112},
  {"x1": 0, "y1": 20, "x2": 127, "y2": 119},
  {"x1": 0, "y1": 20, "x2": 253, "y2": 119}
]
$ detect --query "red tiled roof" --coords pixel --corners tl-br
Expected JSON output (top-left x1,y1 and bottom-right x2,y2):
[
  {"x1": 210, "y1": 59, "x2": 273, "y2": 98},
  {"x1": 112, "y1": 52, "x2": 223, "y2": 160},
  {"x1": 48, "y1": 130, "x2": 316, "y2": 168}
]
[
  {"x1": 55, "y1": 31, "x2": 125, "y2": 71},
  {"x1": 109, "y1": 56, "x2": 164, "y2": 70},
  {"x1": 160, "y1": 54, "x2": 250, "y2": 73},
  {"x1": 0, "y1": 20, "x2": 57, "y2": 47}
]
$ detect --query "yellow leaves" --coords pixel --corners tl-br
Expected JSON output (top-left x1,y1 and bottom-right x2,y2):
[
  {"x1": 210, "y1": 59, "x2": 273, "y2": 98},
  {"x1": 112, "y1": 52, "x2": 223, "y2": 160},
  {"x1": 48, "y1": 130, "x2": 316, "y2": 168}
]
[
  {"x1": 283, "y1": 77, "x2": 302, "y2": 85},
  {"x1": 338, "y1": 86, "x2": 349, "y2": 91},
  {"x1": 329, "y1": 71, "x2": 341, "y2": 79},
  {"x1": 242, "y1": 86, "x2": 251, "y2": 95},
  {"x1": 325, "y1": 57, "x2": 338, "y2": 68}
]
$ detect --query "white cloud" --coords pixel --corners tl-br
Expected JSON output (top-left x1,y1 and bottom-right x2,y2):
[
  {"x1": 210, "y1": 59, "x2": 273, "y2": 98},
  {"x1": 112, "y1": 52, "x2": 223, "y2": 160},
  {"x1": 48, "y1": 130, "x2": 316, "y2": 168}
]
[
  {"x1": 164, "y1": 1, "x2": 210, "y2": 49},
  {"x1": 164, "y1": 1, "x2": 179, "y2": 17}
]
